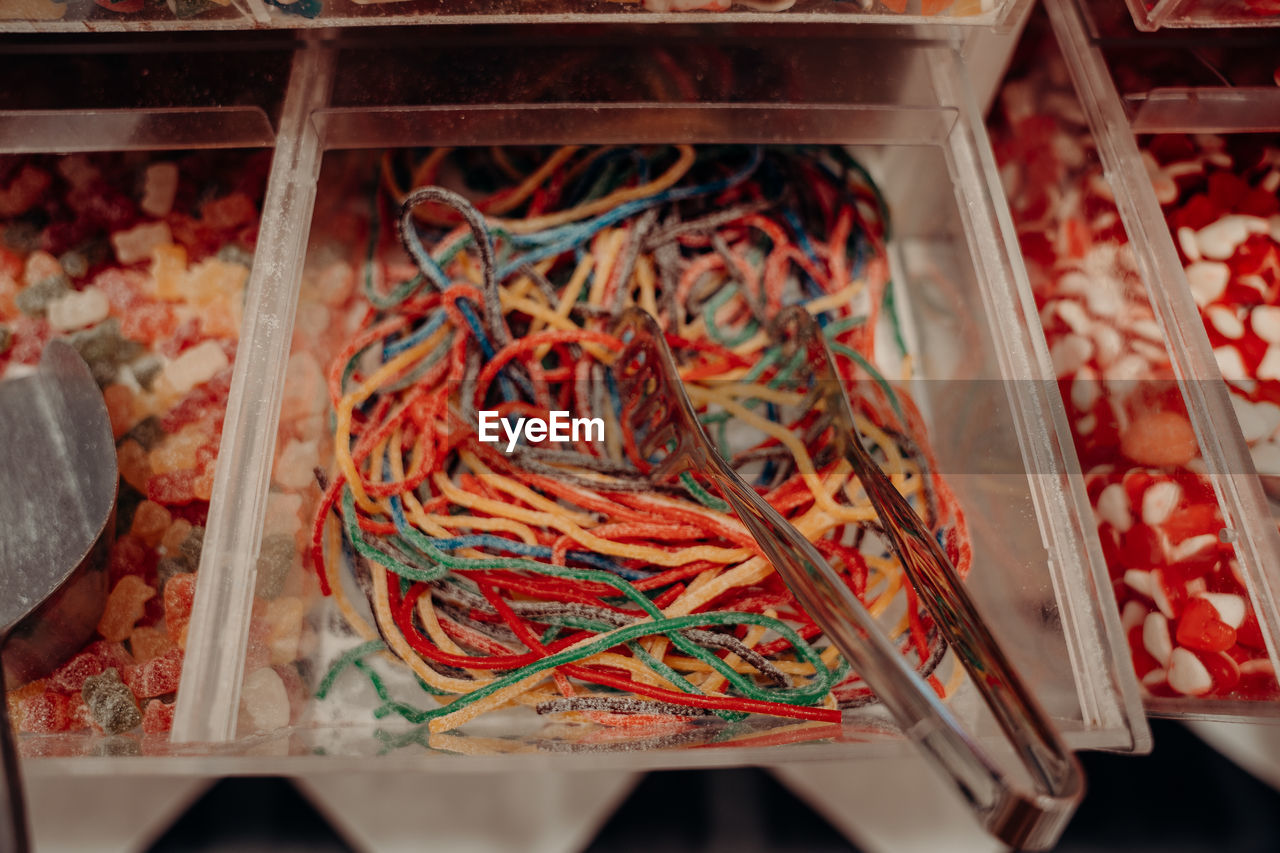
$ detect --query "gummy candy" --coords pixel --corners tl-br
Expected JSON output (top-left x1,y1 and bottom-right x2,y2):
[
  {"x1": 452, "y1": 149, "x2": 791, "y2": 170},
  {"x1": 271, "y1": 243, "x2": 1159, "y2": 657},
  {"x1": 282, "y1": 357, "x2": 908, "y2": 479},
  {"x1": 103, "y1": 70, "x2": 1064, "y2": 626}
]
[
  {"x1": 46, "y1": 286, "x2": 109, "y2": 332},
  {"x1": 129, "y1": 500, "x2": 172, "y2": 547},
  {"x1": 265, "y1": 598, "x2": 303, "y2": 667},
  {"x1": 155, "y1": 340, "x2": 230, "y2": 398},
  {"x1": 16, "y1": 693, "x2": 73, "y2": 734},
  {"x1": 6, "y1": 679, "x2": 46, "y2": 722},
  {"x1": 163, "y1": 573, "x2": 197, "y2": 648},
  {"x1": 147, "y1": 470, "x2": 197, "y2": 506},
  {"x1": 117, "y1": 439, "x2": 153, "y2": 495},
  {"x1": 0, "y1": 165, "x2": 51, "y2": 219},
  {"x1": 132, "y1": 649, "x2": 183, "y2": 699},
  {"x1": 107, "y1": 533, "x2": 157, "y2": 585},
  {"x1": 179, "y1": 526, "x2": 205, "y2": 568},
  {"x1": 238, "y1": 667, "x2": 290, "y2": 734},
  {"x1": 160, "y1": 518, "x2": 194, "y2": 554},
  {"x1": 129, "y1": 625, "x2": 175, "y2": 663},
  {"x1": 142, "y1": 699, "x2": 176, "y2": 735},
  {"x1": 1, "y1": 152, "x2": 264, "y2": 736},
  {"x1": 82, "y1": 668, "x2": 142, "y2": 735},
  {"x1": 103, "y1": 384, "x2": 136, "y2": 439},
  {"x1": 112, "y1": 222, "x2": 172, "y2": 266},
  {"x1": 140, "y1": 163, "x2": 179, "y2": 219},
  {"x1": 98, "y1": 575, "x2": 156, "y2": 643},
  {"x1": 47, "y1": 651, "x2": 106, "y2": 695},
  {"x1": 15, "y1": 273, "x2": 70, "y2": 316},
  {"x1": 150, "y1": 243, "x2": 188, "y2": 301},
  {"x1": 200, "y1": 192, "x2": 256, "y2": 231},
  {"x1": 254, "y1": 534, "x2": 297, "y2": 599},
  {"x1": 84, "y1": 640, "x2": 135, "y2": 672}
]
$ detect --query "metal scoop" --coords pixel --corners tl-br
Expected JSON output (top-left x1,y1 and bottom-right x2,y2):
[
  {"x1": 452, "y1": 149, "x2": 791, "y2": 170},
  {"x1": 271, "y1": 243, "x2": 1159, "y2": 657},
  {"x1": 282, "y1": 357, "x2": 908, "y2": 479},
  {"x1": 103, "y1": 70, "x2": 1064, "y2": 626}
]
[{"x1": 0, "y1": 339, "x2": 118, "y2": 852}]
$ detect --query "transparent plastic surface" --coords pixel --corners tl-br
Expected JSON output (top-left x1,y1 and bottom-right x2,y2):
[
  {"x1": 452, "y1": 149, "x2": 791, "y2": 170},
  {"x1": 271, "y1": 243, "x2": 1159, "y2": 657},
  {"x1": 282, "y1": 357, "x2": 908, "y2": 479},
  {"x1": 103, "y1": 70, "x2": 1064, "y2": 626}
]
[
  {"x1": 164, "y1": 37, "x2": 1147, "y2": 769},
  {"x1": 1122, "y1": 0, "x2": 1280, "y2": 31},
  {"x1": 0, "y1": 145, "x2": 272, "y2": 756},
  {"x1": 0, "y1": 44, "x2": 288, "y2": 760},
  {"x1": 273, "y1": 0, "x2": 1021, "y2": 26},
  {"x1": 989, "y1": 6, "x2": 1280, "y2": 717},
  {"x1": 1042, "y1": 0, "x2": 1280, "y2": 718},
  {"x1": 1079, "y1": 0, "x2": 1280, "y2": 132},
  {"x1": 0, "y1": 38, "x2": 293, "y2": 123},
  {"x1": 0, "y1": 0, "x2": 1026, "y2": 28}
]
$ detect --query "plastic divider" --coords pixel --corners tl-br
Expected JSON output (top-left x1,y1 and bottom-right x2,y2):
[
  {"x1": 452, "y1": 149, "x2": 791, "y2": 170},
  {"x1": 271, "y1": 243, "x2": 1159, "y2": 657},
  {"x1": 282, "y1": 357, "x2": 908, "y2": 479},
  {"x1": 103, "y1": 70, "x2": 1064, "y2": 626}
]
[
  {"x1": 1047, "y1": 0, "x2": 1280, "y2": 719},
  {"x1": 930, "y1": 47, "x2": 1149, "y2": 748},
  {"x1": 311, "y1": 103, "x2": 959, "y2": 150},
  {"x1": 0, "y1": 108, "x2": 275, "y2": 153},
  {"x1": 1123, "y1": 0, "x2": 1280, "y2": 31},
  {"x1": 172, "y1": 41, "x2": 336, "y2": 745},
  {"x1": 0, "y1": 0, "x2": 1029, "y2": 31},
  {"x1": 1125, "y1": 90, "x2": 1280, "y2": 134},
  {"x1": 216, "y1": 45, "x2": 1148, "y2": 759},
  {"x1": 1075, "y1": 0, "x2": 1280, "y2": 131}
]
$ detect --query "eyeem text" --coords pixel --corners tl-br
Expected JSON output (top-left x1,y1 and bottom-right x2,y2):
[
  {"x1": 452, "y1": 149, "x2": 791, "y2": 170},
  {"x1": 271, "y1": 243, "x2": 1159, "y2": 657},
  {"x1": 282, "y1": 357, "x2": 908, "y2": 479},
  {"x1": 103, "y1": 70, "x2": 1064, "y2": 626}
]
[{"x1": 477, "y1": 410, "x2": 605, "y2": 453}]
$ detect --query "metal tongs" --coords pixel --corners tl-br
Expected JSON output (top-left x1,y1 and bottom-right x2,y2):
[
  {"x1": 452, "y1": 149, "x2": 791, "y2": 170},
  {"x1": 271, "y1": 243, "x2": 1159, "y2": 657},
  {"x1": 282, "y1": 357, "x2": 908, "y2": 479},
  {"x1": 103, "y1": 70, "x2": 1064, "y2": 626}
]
[{"x1": 611, "y1": 306, "x2": 1084, "y2": 850}]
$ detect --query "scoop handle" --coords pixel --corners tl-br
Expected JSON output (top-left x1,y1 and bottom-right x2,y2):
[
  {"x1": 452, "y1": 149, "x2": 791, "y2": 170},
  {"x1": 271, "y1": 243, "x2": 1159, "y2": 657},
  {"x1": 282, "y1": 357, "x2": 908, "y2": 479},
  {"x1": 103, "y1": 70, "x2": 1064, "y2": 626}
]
[{"x1": 0, "y1": 662, "x2": 31, "y2": 853}]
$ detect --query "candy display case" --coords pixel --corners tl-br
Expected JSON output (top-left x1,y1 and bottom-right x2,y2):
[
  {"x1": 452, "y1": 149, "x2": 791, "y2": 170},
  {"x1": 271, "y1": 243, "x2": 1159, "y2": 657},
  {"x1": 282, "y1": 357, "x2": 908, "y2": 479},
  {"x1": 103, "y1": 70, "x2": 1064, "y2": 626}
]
[
  {"x1": 4, "y1": 0, "x2": 1280, "y2": 847},
  {"x1": 1122, "y1": 0, "x2": 1280, "y2": 32},
  {"x1": 1077, "y1": 0, "x2": 1280, "y2": 132},
  {"x1": 254, "y1": 0, "x2": 1026, "y2": 28},
  {"x1": 1007, "y1": 0, "x2": 1280, "y2": 718},
  {"x1": 0, "y1": 42, "x2": 293, "y2": 755},
  {"x1": 0, "y1": 0, "x2": 1030, "y2": 31},
  {"x1": 131, "y1": 33, "x2": 1153, "y2": 787}
]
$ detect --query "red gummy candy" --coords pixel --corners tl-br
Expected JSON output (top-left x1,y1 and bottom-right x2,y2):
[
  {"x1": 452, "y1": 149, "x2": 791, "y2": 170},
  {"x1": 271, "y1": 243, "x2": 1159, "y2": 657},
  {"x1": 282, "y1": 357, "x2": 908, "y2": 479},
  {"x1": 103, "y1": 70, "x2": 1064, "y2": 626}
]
[
  {"x1": 0, "y1": 246, "x2": 21, "y2": 280},
  {"x1": 1126, "y1": 625, "x2": 1161, "y2": 680},
  {"x1": 108, "y1": 534, "x2": 158, "y2": 585},
  {"x1": 167, "y1": 502, "x2": 209, "y2": 527},
  {"x1": 8, "y1": 315, "x2": 51, "y2": 366},
  {"x1": 16, "y1": 693, "x2": 72, "y2": 734},
  {"x1": 1172, "y1": 194, "x2": 1220, "y2": 232},
  {"x1": 158, "y1": 317, "x2": 203, "y2": 360},
  {"x1": 142, "y1": 699, "x2": 176, "y2": 735},
  {"x1": 1176, "y1": 597, "x2": 1237, "y2": 653},
  {"x1": 1160, "y1": 502, "x2": 1223, "y2": 546},
  {"x1": 200, "y1": 192, "x2": 257, "y2": 231},
  {"x1": 134, "y1": 649, "x2": 183, "y2": 699},
  {"x1": 1207, "y1": 172, "x2": 1249, "y2": 212},
  {"x1": 95, "y1": 268, "x2": 145, "y2": 315},
  {"x1": 167, "y1": 213, "x2": 220, "y2": 259},
  {"x1": 120, "y1": 302, "x2": 178, "y2": 345},
  {"x1": 67, "y1": 694, "x2": 92, "y2": 731},
  {"x1": 160, "y1": 369, "x2": 231, "y2": 433},
  {"x1": 84, "y1": 640, "x2": 136, "y2": 672},
  {"x1": 1194, "y1": 649, "x2": 1242, "y2": 694},
  {"x1": 1238, "y1": 611, "x2": 1268, "y2": 650},
  {"x1": 147, "y1": 470, "x2": 197, "y2": 506},
  {"x1": 1119, "y1": 523, "x2": 1164, "y2": 570},
  {"x1": 47, "y1": 651, "x2": 105, "y2": 694},
  {"x1": 163, "y1": 573, "x2": 197, "y2": 646},
  {"x1": 1146, "y1": 134, "x2": 1199, "y2": 166}
]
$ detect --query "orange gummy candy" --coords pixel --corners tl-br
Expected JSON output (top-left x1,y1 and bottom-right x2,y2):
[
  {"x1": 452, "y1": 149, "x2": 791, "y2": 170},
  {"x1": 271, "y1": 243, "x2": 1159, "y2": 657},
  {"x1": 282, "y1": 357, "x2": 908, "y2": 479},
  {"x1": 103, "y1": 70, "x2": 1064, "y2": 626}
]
[
  {"x1": 117, "y1": 439, "x2": 153, "y2": 494},
  {"x1": 129, "y1": 625, "x2": 175, "y2": 663},
  {"x1": 98, "y1": 575, "x2": 157, "y2": 643},
  {"x1": 130, "y1": 500, "x2": 172, "y2": 548}
]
